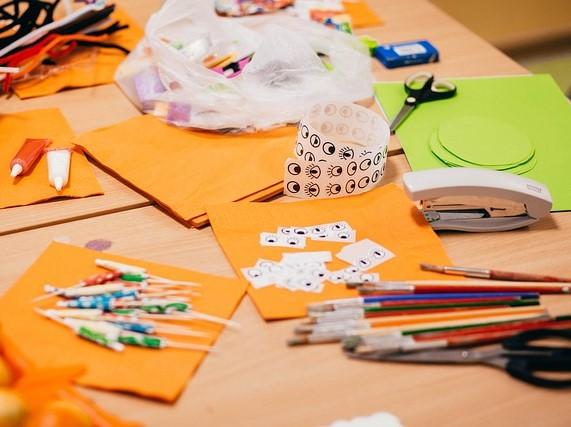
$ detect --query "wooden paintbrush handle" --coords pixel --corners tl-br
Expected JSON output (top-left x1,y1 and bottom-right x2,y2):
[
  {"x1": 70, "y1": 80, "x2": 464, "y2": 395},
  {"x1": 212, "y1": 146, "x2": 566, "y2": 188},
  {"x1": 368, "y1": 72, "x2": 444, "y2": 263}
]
[{"x1": 489, "y1": 270, "x2": 571, "y2": 282}]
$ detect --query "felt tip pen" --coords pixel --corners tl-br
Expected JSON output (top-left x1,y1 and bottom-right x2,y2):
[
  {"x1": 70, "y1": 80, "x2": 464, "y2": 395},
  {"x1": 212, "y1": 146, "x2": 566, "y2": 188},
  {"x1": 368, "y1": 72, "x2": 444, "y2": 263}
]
[
  {"x1": 10, "y1": 138, "x2": 51, "y2": 177},
  {"x1": 46, "y1": 148, "x2": 71, "y2": 191}
]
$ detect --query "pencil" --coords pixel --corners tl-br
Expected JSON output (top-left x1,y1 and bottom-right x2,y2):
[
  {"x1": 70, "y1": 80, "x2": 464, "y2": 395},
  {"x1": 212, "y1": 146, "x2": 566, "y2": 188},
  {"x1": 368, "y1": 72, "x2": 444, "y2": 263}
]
[{"x1": 420, "y1": 263, "x2": 571, "y2": 282}]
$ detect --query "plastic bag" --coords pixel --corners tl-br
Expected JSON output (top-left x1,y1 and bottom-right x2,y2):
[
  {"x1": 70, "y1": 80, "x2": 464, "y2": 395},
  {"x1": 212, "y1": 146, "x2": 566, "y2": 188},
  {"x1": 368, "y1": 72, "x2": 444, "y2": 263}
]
[{"x1": 115, "y1": 0, "x2": 373, "y2": 131}]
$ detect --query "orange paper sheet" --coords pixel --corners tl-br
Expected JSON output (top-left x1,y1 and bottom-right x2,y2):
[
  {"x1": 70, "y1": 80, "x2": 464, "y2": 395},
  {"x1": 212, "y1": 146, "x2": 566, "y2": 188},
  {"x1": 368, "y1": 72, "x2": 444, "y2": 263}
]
[
  {"x1": 342, "y1": 1, "x2": 383, "y2": 28},
  {"x1": 0, "y1": 243, "x2": 248, "y2": 402},
  {"x1": 13, "y1": 8, "x2": 143, "y2": 99},
  {"x1": 0, "y1": 109, "x2": 102, "y2": 209},
  {"x1": 207, "y1": 184, "x2": 454, "y2": 320},
  {"x1": 75, "y1": 115, "x2": 297, "y2": 226}
]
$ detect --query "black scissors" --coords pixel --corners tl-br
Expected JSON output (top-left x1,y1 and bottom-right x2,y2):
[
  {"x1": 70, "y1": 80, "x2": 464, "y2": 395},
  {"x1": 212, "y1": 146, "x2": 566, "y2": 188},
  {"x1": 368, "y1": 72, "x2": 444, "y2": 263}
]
[
  {"x1": 345, "y1": 329, "x2": 571, "y2": 389},
  {"x1": 389, "y1": 71, "x2": 457, "y2": 134}
]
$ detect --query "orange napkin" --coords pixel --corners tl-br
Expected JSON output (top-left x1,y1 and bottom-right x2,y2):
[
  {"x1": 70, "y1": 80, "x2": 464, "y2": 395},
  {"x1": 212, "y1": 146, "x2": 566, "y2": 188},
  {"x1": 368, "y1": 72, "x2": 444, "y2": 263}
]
[
  {"x1": 0, "y1": 243, "x2": 247, "y2": 402},
  {"x1": 0, "y1": 109, "x2": 102, "y2": 209},
  {"x1": 342, "y1": 1, "x2": 383, "y2": 28},
  {"x1": 13, "y1": 8, "x2": 143, "y2": 99},
  {"x1": 207, "y1": 184, "x2": 453, "y2": 320},
  {"x1": 75, "y1": 115, "x2": 297, "y2": 226}
]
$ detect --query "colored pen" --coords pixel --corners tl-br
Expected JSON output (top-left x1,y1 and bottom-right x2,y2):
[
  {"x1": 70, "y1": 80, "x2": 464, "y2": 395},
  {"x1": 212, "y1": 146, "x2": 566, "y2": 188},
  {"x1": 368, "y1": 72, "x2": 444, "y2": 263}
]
[{"x1": 308, "y1": 292, "x2": 539, "y2": 313}]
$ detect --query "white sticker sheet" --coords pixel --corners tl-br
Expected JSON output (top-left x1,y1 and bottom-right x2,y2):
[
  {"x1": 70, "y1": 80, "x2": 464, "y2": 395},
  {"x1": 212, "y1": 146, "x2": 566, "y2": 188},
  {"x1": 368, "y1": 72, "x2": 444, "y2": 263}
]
[
  {"x1": 336, "y1": 239, "x2": 395, "y2": 271},
  {"x1": 284, "y1": 102, "x2": 390, "y2": 199},
  {"x1": 248, "y1": 224, "x2": 395, "y2": 293}
]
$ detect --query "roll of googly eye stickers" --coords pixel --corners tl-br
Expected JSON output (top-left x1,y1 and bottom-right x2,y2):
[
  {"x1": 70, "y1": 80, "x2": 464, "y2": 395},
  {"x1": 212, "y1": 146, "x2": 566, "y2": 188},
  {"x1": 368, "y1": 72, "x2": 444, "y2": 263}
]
[{"x1": 284, "y1": 102, "x2": 390, "y2": 199}]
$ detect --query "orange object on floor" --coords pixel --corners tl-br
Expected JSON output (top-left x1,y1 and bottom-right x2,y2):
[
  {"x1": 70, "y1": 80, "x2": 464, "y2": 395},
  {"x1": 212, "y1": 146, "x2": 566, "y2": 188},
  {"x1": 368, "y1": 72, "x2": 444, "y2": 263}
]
[
  {"x1": 0, "y1": 109, "x2": 102, "y2": 209},
  {"x1": 0, "y1": 334, "x2": 140, "y2": 427},
  {"x1": 0, "y1": 243, "x2": 247, "y2": 401},
  {"x1": 75, "y1": 115, "x2": 297, "y2": 227},
  {"x1": 207, "y1": 184, "x2": 454, "y2": 320}
]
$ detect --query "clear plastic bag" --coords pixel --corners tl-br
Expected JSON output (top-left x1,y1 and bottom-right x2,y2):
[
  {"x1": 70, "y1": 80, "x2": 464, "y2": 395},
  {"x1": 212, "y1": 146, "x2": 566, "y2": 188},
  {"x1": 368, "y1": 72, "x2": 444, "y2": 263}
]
[{"x1": 115, "y1": 0, "x2": 373, "y2": 131}]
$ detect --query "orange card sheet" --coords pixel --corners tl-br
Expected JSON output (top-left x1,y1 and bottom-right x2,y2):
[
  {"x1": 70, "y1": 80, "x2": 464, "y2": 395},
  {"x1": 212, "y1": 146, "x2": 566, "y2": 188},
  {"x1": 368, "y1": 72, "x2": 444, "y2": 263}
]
[
  {"x1": 0, "y1": 243, "x2": 248, "y2": 402},
  {"x1": 207, "y1": 184, "x2": 454, "y2": 320}
]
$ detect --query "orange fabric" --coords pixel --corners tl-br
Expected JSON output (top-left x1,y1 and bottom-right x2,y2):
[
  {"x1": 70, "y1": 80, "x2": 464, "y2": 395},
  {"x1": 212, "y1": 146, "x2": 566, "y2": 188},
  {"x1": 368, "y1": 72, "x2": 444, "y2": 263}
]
[
  {"x1": 0, "y1": 243, "x2": 247, "y2": 401},
  {"x1": 0, "y1": 109, "x2": 102, "y2": 209},
  {"x1": 342, "y1": 1, "x2": 383, "y2": 28},
  {"x1": 75, "y1": 115, "x2": 297, "y2": 226},
  {"x1": 13, "y1": 8, "x2": 143, "y2": 99},
  {"x1": 207, "y1": 184, "x2": 454, "y2": 320}
]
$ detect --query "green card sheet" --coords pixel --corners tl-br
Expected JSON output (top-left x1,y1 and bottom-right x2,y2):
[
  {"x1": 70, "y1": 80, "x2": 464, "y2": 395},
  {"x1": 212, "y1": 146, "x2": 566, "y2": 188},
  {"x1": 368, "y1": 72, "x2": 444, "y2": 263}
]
[{"x1": 374, "y1": 74, "x2": 571, "y2": 211}]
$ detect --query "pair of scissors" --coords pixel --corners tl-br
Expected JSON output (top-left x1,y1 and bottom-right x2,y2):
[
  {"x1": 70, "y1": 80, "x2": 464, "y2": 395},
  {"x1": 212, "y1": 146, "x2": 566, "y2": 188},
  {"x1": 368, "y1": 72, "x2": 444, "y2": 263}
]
[
  {"x1": 389, "y1": 71, "x2": 457, "y2": 134},
  {"x1": 345, "y1": 328, "x2": 571, "y2": 389}
]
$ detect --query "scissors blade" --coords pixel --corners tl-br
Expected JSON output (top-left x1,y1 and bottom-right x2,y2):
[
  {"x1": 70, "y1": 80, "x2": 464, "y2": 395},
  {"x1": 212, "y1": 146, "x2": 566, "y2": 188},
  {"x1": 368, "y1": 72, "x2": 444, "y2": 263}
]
[
  {"x1": 372, "y1": 346, "x2": 504, "y2": 364},
  {"x1": 389, "y1": 104, "x2": 415, "y2": 134}
]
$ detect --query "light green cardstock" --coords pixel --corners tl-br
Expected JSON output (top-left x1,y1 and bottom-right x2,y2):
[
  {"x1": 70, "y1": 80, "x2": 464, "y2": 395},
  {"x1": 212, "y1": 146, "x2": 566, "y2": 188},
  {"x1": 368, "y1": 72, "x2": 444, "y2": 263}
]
[
  {"x1": 438, "y1": 116, "x2": 534, "y2": 166},
  {"x1": 428, "y1": 132, "x2": 537, "y2": 175},
  {"x1": 374, "y1": 74, "x2": 571, "y2": 211}
]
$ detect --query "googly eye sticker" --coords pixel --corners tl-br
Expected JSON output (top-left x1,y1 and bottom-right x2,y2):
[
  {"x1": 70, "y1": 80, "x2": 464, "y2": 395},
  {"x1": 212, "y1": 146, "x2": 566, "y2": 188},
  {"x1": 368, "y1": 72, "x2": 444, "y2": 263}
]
[
  {"x1": 373, "y1": 151, "x2": 382, "y2": 165},
  {"x1": 286, "y1": 181, "x2": 301, "y2": 194},
  {"x1": 246, "y1": 268, "x2": 262, "y2": 278},
  {"x1": 357, "y1": 257, "x2": 372, "y2": 269},
  {"x1": 340, "y1": 106, "x2": 353, "y2": 118},
  {"x1": 326, "y1": 183, "x2": 342, "y2": 196},
  {"x1": 324, "y1": 104, "x2": 337, "y2": 116},
  {"x1": 323, "y1": 142, "x2": 336, "y2": 156},
  {"x1": 293, "y1": 228, "x2": 309, "y2": 236},
  {"x1": 310, "y1": 134, "x2": 321, "y2": 148},
  {"x1": 295, "y1": 143, "x2": 304, "y2": 157},
  {"x1": 287, "y1": 162, "x2": 301, "y2": 175},
  {"x1": 370, "y1": 249, "x2": 386, "y2": 259},
  {"x1": 358, "y1": 176, "x2": 370, "y2": 189},
  {"x1": 372, "y1": 169, "x2": 381, "y2": 183},
  {"x1": 345, "y1": 179, "x2": 356, "y2": 194},
  {"x1": 304, "y1": 152, "x2": 316, "y2": 162},
  {"x1": 327, "y1": 165, "x2": 343, "y2": 178},
  {"x1": 305, "y1": 164, "x2": 321, "y2": 179},
  {"x1": 359, "y1": 159, "x2": 372, "y2": 171},
  {"x1": 304, "y1": 182, "x2": 320, "y2": 197},
  {"x1": 347, "y1": 161, "x2": 358, "y2": 176},
  {"x1": 336, "y1": 123, "x2": 349, "y2": 135},
  {"x1": 340, "y1": 147, "x2": 355, "y2": 161},
  {"x1": 300, "y1": 125, "x2": 310, "y2": 139},
  {"x1": 344, "y1": 266, "x2": 360, "y2": 275}
]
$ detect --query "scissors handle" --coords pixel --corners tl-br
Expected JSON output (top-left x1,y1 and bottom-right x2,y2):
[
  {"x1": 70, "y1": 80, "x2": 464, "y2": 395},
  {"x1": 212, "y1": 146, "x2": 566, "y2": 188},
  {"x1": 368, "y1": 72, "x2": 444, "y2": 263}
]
[
  {"x1": 503, "y1": 329, "x2": 571, "y2": 389},
  {"x1": 505, "y1": 357, "x2": 571, "y2": 389}
]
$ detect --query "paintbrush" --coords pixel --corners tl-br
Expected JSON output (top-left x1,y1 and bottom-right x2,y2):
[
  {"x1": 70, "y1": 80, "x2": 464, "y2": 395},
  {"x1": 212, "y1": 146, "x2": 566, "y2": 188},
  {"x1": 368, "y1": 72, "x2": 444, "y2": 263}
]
[{"x1": 421, "y1": 263, "x2": 571, "y2": 282}]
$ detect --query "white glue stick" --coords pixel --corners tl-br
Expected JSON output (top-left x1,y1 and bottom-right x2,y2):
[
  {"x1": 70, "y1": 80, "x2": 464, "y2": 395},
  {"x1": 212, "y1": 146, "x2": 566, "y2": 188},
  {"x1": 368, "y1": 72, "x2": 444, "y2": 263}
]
[{"x1": 47, "y1": 148, "x2": 71, "y2": 192}]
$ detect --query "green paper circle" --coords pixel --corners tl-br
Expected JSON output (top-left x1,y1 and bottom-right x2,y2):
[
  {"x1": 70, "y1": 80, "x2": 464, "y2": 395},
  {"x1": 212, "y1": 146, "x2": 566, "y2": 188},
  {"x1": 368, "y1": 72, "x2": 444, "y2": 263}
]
[
  {"x1": 429, "y1": 132, "x2": 536, "y2": 175},
  {"x1": 438, "y1": 116, "x2": 534, "y2": 166}
]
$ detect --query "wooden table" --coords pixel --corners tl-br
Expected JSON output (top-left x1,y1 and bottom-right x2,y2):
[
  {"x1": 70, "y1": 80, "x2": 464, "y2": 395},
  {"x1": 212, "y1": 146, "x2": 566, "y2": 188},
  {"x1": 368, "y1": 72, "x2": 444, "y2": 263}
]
[{"x1": 2, "y1": 1, "x2": 570, "y2": 426}]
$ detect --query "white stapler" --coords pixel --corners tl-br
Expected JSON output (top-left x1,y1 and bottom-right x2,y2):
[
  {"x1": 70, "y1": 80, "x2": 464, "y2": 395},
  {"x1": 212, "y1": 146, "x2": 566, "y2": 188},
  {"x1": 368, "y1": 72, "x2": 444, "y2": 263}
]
[{"x1": 402, "y1": 168, "x2": 552, "y2": 232}]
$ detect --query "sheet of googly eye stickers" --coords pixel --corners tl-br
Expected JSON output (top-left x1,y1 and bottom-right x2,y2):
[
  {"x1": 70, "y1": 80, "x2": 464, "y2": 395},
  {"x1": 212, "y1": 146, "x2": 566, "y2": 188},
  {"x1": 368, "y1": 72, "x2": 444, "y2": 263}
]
[
  {"x1": 243, "y1": 222, "x2": 394, "y2": 293},
  {"x1": 284, "y1": 102, "x2": 390, "y2": 200}
]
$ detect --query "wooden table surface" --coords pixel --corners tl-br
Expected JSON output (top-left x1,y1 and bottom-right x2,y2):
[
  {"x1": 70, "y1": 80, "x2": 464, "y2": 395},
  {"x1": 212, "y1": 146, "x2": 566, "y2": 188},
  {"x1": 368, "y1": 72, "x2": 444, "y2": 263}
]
[{"x1": 2, "y1": 1, "x2": 570, "y2": 426}]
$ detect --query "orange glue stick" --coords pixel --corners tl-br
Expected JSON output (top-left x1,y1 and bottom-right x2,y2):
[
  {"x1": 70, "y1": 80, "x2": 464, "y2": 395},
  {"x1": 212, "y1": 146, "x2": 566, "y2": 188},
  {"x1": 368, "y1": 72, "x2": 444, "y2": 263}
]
[{"x1": 10, "y1": 138, "x2": 51, "y2": 177}]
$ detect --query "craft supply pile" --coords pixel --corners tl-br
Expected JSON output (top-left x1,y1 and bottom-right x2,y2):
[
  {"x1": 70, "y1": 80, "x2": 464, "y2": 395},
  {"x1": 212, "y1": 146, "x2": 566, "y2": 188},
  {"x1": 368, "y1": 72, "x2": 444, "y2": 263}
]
[{"x1": 2, "y1": 0, "x2": 571, "y2": 425}]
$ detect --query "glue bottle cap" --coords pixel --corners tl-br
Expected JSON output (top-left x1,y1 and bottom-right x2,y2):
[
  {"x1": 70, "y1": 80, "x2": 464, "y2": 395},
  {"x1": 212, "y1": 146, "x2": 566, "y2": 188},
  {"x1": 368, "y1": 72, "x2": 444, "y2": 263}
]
[
  {"x1": 54, "y1": 176, "x2": 64, "y2": 192},
  {"x1": 10, "y1": 163, "x2": 23, "y2": 177}
]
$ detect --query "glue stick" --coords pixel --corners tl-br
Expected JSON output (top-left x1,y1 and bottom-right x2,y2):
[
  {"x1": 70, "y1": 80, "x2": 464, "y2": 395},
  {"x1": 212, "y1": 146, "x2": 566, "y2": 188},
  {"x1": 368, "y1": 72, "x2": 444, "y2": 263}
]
[
  {"x1": 9, "y1": 138, "x2": 51, "y2": 177},
  {"x1": 47, "y1": 148, "x2": 71, "y2": 191}
]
